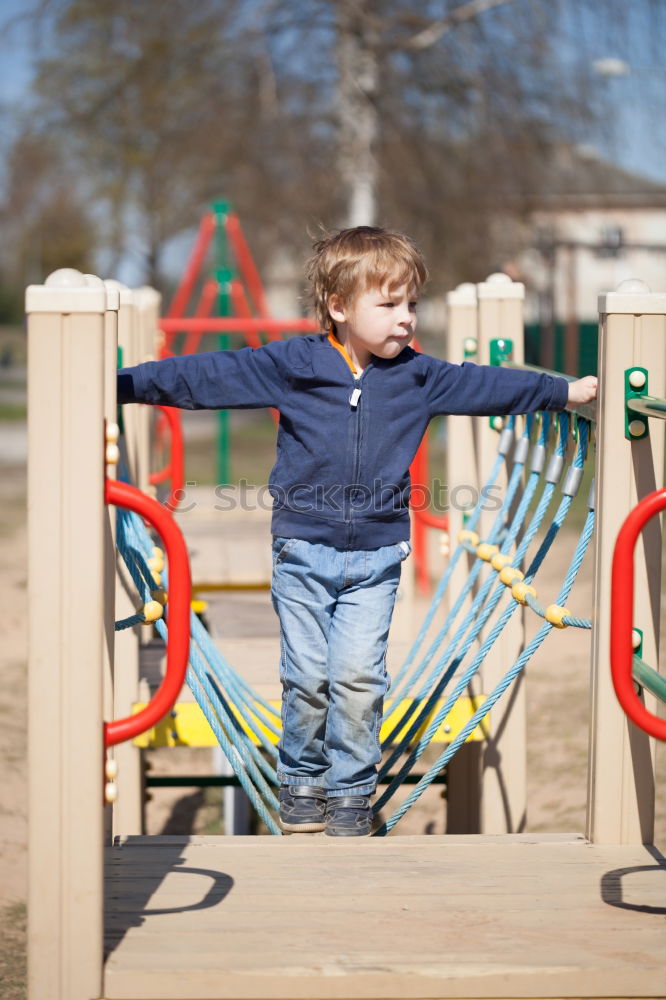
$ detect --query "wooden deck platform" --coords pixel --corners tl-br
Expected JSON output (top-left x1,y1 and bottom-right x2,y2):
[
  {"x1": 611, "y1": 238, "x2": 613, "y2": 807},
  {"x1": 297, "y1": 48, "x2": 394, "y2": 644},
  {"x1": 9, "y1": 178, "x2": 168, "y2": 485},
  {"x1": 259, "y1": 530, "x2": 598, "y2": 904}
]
[{"x1": 104, "y1": 833, "x2": 666, "y2": 999}]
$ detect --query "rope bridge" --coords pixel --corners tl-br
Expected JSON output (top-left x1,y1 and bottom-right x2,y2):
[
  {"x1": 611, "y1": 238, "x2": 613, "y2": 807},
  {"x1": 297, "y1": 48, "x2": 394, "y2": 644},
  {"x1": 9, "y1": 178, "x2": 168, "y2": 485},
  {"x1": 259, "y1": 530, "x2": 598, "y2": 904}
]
[{"x1": 114, "y1": 408, "x2": 597, "y2": 835}]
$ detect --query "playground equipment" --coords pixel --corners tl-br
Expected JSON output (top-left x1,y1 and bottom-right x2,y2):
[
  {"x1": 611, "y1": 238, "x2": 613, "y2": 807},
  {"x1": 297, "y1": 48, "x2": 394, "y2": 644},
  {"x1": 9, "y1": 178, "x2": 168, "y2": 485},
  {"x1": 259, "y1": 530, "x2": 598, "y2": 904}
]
[{"x1": 26, "y1": 270, "x2": 665, "y2": 999}]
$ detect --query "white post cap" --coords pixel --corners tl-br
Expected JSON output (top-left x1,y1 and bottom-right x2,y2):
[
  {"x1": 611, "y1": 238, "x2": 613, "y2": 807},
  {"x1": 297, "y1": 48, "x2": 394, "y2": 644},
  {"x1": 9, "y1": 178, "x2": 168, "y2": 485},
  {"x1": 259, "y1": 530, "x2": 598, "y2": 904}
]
[
  {"x1": 104, "y1": 279, "x2": 134, "y2": 306},
  {"x1": 84, "y1": 273, "x2": 119, "y2": 311},
  {"x1": 25, "y1": 269, "x2": 107, "y2": 313},
  {"x1": 599, "y1": 279, "x2": 666, "y2": 315},
  {"x1": 477, "y1": 272, "x2": 525, "y2": 301},
  {"x1": 134, "y1": 286, "x2": 161, "y2": 309},
  {"x1": 447, "y1": 282, "x2": 477, "y2": 306}
]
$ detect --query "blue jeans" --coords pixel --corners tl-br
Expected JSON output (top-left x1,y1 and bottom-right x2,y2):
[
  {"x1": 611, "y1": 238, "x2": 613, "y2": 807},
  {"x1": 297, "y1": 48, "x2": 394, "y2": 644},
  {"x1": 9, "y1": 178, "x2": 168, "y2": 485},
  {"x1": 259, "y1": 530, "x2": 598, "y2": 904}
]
[{"x1": 271, "y1": 536, "x2": 411, "y2": 797}]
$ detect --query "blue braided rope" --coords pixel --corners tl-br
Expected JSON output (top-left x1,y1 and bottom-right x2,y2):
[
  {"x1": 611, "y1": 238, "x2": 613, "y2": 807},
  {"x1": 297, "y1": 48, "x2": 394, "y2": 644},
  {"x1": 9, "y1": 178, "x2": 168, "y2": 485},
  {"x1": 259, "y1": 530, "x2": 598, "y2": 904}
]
[
  {"x1": 117, "y1": 508, "x2": 282, "y2": 750},
  {"x1": 114, "y1": 612, "x2": 146, "y2": 631},
  {"x1": 188, "y1": 609, "x2": 282, "y2": 740},
  {"x1": 114, "y1": 509, "x2": 282, "y2": 831},
  {"x1": 387, "y1": 418, "x2": 531, "y2": 705},
  {"x1": 382, "y1": 415, "x2": 553, "y2": 750},
  {"x1": 123, "y1": 497, "x2": 282, "y2": 723},
  {"x1": 184, "y1": 643, "x2": 279, "y2": 796},
  {"x1": 387, "y1": 449, "x2": 506, "y2": 695},
  {"x1": 378, "y1": 416, "x2": 564, "y2": 776},
  {"x1": 375, "y1": 503, "x2": 596, "y2": 835},
  {"x1": 523, "y1": 592, "x2": 592, "y2": 629},
  {"x1": 375, "y1": 417, "x2": 586, "y2": 802}
]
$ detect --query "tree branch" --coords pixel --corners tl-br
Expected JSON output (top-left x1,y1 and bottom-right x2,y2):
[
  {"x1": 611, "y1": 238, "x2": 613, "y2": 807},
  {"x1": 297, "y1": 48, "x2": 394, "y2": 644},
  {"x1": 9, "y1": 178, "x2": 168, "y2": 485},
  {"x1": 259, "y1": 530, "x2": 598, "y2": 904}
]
[{"x1": 399, "y1": 0, "x2": 516, "y2": 51}]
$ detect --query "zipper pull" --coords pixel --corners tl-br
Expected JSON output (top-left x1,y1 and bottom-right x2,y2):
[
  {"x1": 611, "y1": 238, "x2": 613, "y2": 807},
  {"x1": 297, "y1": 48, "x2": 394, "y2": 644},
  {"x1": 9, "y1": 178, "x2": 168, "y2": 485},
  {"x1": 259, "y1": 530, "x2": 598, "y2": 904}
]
[{"x1": 349, "y1": 385, "x2": 362, "y2": 408}]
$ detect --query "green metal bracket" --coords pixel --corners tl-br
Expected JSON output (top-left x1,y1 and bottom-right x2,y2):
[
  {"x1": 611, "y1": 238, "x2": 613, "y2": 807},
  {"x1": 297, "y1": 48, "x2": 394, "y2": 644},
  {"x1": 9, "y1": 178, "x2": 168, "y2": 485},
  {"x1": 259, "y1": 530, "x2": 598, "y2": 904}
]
[
  {"x1": 212, "y1": 198, "x2": 231, "y2": 227},
  {"x1": 463, "y1": 337, "x2": 477, "y2": 361},
  {"x1": 625, "y1": 367, "x2": 649, "y2": 441},
  {"x1": 212, "y1": 200, "x2": 235, "y2": 487},
  {"x1": 631, "y1": 625, "x2": 666, "y2": 704},
  {"x1": 632, "y1": 627, "x2": 644, "y2": 695},
  {"x1": 117, "y1": 345, "x2": 125, "y2": 434},
  {"x1": 489, "y1": 337, "x2": 513, "y2": 367},
  {"x1": 489, "y1": 338, "x2": 513, "y2": 431}
]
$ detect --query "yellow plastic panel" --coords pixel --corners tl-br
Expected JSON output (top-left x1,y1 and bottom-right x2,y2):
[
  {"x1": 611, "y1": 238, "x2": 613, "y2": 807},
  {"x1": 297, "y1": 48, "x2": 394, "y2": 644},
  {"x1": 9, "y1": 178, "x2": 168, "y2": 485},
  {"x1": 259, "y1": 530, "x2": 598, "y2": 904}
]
[{"x1": 132, "y1": 695, "x2": 489, "y2": 748}]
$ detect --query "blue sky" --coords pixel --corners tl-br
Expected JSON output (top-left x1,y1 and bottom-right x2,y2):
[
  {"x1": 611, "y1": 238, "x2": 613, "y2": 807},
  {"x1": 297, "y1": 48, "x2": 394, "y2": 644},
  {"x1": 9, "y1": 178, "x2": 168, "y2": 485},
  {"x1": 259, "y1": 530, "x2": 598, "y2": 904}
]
[
  {"x1": 1, "y1": 0, "x2": 664, "y2": 285},
  {"x1": 0, "y1": 4, "x2": 36, "y2": 102},
  {"x1": 2, "y1": 0, "x2": 664, "y2": 182}
]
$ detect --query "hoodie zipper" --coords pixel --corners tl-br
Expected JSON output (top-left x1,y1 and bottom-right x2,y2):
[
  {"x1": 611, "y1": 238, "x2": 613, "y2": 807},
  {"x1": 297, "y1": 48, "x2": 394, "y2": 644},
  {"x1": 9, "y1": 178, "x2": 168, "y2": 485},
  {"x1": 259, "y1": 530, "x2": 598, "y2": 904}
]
[{"x1": 326, "y1": 334, "x2": 368, "y2": 546}]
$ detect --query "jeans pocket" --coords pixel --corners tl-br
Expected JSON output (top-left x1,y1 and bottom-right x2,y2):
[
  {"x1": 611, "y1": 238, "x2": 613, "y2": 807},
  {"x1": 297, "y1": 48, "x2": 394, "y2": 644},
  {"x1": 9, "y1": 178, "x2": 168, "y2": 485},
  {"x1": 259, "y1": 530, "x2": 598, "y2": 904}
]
[
  {"x1": 272, "y1": 536, "x2": 296, "y2": 563},
  {"x1": 396, "y1": 540, "x2": 411, "y2": 561}
]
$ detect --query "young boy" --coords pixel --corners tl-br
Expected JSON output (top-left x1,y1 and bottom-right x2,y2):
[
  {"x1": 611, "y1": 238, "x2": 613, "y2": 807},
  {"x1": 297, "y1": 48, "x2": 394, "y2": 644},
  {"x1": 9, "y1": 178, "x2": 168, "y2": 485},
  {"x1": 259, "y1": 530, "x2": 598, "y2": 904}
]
[{"x1": 117, "y1": 226, "x2": 597, "y2": 837}]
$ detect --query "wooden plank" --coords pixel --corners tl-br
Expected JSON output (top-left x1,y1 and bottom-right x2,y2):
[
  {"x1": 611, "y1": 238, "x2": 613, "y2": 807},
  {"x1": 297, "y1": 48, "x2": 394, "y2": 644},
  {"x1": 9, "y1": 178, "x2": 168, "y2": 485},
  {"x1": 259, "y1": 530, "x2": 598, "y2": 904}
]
[{"x1": 104, "y1": 835, "x2": 666, "y2": 999}]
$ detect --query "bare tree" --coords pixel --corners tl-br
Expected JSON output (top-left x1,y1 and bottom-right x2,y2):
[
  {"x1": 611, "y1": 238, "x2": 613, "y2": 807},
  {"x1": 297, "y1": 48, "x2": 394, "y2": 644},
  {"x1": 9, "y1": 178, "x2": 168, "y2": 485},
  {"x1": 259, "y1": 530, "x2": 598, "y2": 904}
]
[
  {"x1": 29, "y1": 0, "x2": 250, "y2": 287},
  {"x1": 0, "y1": 128, "x2": 96, "y2": 289}
]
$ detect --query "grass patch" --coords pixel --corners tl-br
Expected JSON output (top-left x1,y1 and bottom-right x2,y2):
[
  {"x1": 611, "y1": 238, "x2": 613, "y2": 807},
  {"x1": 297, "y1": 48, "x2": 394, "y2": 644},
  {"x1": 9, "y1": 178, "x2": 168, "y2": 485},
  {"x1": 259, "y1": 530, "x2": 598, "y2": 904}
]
[
  {"x1": 0, "y1": 901, "x2": 27, "y2": 1000},
  {"x1": 0, "y1": 403, "x2": 27, "y2": 422},
  {"x1": 0, "y1": 326, "x2": 27, "y2": 367},
  {"x1": 0, "y1": 481, "x2": 26, "y2": 541}
]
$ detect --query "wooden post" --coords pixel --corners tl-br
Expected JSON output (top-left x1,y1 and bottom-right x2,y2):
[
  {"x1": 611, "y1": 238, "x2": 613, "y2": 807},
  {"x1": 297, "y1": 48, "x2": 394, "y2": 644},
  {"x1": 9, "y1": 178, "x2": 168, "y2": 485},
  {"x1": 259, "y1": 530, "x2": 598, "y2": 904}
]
[
  {"x1": 445, "y1": 282, "x2": 480, "y2": 588},
  {"x1": 445, "y1": 283, "x2": 483, "y2": 832},
  {"x1": 587, "y1": 280, "x2": 665, "y2": 844},
  {"x1": 476, "y1": 273, "x2": 527, "y2": 834},
  {"x1": 111, "y1": 282, "x2": 150, "y2": 492},
  {"x1": 27, "y1": 270, "x2": 106, "y2": 1000},
  {"x1": 111, "y1": 282, "x2": 147, "y2": 837},
  {"x1": 97, "y1": 278, "x2": 121, "y2": 845}
]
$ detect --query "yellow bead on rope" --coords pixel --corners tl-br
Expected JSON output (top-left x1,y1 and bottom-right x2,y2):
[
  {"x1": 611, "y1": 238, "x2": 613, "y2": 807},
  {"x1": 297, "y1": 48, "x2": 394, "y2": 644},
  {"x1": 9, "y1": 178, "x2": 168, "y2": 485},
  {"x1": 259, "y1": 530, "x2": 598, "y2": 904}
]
[
  {"x1": 458, "y1": 529, "x2": 479, "y2": 546},
  {"x1": 476, "y1": 543, "x2": 499, "y2": 562},
  {"x1": 490, "y1": 552, "x2": 512, "y2": 571},
  {"x1": 141, "y1": 600, "x2": 164, "y2": 624},
  {"x1": 500, "y1": 566, "x2": 525, "y2": 586},
  {"x1": 511, "y1": 581, "x2": 537, "y2": 605},
  {"x1": 545, "y1": 603, "x2": 572, "y2": 628}
]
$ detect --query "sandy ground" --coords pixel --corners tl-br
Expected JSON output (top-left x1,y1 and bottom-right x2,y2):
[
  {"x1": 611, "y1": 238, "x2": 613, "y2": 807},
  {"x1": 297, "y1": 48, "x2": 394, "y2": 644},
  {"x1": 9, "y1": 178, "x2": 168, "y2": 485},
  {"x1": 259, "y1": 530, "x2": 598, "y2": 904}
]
[{"x1": 1, "y1": 411, "x2": 664, "y2": 994}]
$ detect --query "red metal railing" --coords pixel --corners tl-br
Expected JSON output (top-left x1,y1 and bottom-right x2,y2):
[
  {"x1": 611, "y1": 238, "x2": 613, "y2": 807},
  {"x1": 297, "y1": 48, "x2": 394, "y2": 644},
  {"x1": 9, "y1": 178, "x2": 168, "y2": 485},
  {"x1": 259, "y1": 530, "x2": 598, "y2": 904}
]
[
  {"x1": 226, "y1": 211, "x2": 271, "y2": 317},
  {"x1": 159, "y1": 316, "x2": 319, "y2": 336},
  {"x1": 408, "y1": 336, "x2": 450, "y2": 592},
  {"x1": 105, "y1": 478, "x2": 191, "y2": 747},
  {"x1": 148, "y1": 405, "x2": 185, "y2": 511},
  {"x1": 181, "y1": 278, "x2": 220, "y2": 356},
  {"x1": 610, "y1": 487, "x2": 666, "y2": 742},
  {"x1": 167, "y1": 213, "x2": 216, "y2": 322}
]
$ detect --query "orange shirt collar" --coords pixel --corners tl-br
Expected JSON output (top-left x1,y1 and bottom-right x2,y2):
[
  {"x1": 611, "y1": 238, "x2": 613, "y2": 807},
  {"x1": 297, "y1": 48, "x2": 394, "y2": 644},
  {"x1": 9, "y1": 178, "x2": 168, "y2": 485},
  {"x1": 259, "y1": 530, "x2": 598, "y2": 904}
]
[{"x1": 327, "y1": 332, "x2": 359, "y2": 375}]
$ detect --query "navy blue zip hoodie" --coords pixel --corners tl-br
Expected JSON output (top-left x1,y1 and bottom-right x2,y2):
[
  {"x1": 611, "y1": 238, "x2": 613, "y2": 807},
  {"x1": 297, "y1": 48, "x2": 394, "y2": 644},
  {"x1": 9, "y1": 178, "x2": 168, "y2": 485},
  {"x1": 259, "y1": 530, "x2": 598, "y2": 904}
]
[{"x1": 118, "y1": 334, "x2": 568, "y2": 549}]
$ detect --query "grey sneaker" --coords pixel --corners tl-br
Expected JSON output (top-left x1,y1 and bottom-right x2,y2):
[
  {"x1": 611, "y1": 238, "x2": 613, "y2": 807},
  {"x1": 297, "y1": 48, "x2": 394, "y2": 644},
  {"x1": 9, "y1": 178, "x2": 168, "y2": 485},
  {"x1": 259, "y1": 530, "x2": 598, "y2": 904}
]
[
  {"x1": 325, "y1": 795, "x2": 373, "y2": 837},
  {"x1": 278, "y1": 784, "x2": 327, "y2": 833}
]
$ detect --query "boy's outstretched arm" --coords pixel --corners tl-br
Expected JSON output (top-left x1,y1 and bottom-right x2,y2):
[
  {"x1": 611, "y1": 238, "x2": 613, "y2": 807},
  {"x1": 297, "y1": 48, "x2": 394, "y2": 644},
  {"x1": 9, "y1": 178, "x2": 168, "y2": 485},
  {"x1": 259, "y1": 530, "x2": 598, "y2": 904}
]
[
  {"x1": 116, "y1": 344, "x2": 286, "y2": 410},
  {"x1": 567, "y1": 376, "x2": 598, "y2": 406}
]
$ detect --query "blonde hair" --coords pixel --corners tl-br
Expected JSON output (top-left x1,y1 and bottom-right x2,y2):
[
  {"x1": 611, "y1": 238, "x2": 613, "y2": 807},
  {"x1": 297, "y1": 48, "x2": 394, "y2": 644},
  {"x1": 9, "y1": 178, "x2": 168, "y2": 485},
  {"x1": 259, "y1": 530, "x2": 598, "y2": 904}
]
[{"x1": 306, "y1": 226, "x2": 428, "y2": 331}]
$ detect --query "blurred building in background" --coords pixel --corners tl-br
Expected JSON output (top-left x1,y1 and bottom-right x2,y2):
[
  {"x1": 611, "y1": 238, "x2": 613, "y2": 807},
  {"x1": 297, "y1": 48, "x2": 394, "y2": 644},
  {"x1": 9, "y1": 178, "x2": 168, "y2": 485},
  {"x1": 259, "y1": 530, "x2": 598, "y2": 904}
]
[{"x1": 506, "y1": 145, "x2": 666, "y2": 376}]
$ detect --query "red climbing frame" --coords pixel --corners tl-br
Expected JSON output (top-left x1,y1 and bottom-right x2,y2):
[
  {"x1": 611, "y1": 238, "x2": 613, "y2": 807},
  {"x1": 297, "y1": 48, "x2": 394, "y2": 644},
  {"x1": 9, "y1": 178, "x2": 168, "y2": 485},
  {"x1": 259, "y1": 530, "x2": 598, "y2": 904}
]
[
  {"x1": 610, "y1": 487, "x2": 666, "y2": 741},
  {"x1": 409, "y1": 336, "x2": 449, "y2": 593},
  {"x1": 104, "y1": 478, "x2": 191, "y2": 747},
  {"x1": 148, "y1": 405, "x2": 186, "y2": 511}
]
